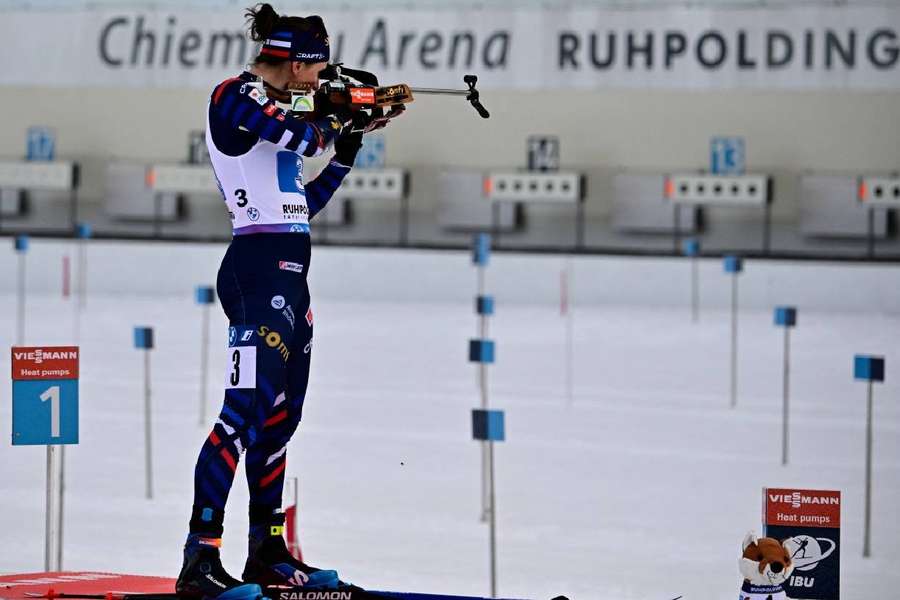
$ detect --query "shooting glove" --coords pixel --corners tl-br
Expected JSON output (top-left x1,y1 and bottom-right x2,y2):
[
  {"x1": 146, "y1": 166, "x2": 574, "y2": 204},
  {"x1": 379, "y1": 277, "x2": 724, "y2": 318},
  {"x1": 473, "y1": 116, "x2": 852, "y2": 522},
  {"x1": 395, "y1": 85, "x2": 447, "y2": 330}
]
[
  {"x1": 333, "y1": 131, "x2": 364, "y2": 167},
  {"x1": 328, "y1": 107, "x2": 374, "y2": 133}
]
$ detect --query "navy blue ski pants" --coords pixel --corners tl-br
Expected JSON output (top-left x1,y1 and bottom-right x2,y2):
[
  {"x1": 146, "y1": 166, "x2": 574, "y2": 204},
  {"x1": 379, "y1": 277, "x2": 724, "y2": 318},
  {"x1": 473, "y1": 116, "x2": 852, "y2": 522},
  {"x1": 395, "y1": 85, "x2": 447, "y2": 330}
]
[{"x1": 190, "y1": 232, "x2": 314, "y2": 535}]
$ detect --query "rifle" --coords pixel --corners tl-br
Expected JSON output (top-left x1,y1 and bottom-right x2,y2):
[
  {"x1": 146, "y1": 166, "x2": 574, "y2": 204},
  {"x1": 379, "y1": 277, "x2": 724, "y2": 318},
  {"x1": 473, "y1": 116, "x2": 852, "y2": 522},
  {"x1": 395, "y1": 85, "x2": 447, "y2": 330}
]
[{"x1": 265, "y1": 63, "x2": 490, "y2": 132}]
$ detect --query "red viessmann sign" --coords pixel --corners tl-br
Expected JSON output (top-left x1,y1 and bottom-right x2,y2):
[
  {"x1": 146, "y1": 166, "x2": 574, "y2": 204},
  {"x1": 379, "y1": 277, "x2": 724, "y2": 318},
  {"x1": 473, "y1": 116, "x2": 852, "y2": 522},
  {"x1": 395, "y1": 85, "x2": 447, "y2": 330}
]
[
  {"x1": 11, "y1": 346, "x2": 80, "y2": 381},
  {"x1": 765, "y1": 488, "x2": 841, "y2": 528}
]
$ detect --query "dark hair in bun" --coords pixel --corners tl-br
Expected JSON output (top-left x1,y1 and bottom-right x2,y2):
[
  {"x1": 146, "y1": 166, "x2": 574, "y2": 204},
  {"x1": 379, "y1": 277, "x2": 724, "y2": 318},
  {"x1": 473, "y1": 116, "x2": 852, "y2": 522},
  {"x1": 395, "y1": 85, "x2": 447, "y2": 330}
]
[
  {"x1": 245, "y1": 3, "x2": 329, "y2": 65},
  {"x1": 245, "y1": 3, "x2": 280, "y2": 42}
]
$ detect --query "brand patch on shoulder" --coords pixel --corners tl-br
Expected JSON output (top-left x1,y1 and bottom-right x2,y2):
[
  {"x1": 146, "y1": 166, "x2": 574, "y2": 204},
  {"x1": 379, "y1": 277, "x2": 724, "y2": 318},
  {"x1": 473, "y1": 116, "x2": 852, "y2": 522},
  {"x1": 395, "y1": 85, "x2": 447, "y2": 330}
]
[{"x1": 278, "y1": 261, "x2": 304, "y2": 274}]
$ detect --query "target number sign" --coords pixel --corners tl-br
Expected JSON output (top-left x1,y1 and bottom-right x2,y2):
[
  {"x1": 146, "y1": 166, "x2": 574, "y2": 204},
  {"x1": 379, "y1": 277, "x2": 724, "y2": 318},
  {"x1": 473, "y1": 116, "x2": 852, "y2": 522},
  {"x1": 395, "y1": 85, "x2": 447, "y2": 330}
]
[{"x1": 11, "y1": 346, "x2": 79, "y2": 445}]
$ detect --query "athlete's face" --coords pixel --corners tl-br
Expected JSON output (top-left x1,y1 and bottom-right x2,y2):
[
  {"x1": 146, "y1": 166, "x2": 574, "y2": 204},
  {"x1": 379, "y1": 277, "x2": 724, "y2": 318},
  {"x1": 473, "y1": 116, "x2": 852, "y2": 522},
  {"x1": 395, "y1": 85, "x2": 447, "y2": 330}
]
[{"x1": 289, "y1": 61, "x2": 328, "y2": 92}]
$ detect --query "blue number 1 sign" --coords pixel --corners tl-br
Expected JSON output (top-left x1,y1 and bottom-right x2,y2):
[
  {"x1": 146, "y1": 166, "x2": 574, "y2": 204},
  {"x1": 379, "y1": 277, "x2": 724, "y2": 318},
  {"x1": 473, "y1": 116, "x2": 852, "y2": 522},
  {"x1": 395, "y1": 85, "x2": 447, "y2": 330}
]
[{"x1": 12, "y1": 347, "x2": 79, "y2": 445}]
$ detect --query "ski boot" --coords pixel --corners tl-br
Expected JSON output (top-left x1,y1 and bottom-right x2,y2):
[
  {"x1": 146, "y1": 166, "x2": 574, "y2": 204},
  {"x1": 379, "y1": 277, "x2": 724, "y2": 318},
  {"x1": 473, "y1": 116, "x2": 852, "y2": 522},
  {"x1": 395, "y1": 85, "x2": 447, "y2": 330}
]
[
  {"x1": 177, "y1": 535, "x2": 266, "y2": 600},
  {"x1": 242, "y1": 514, "x2": 340, "y2": 590}
]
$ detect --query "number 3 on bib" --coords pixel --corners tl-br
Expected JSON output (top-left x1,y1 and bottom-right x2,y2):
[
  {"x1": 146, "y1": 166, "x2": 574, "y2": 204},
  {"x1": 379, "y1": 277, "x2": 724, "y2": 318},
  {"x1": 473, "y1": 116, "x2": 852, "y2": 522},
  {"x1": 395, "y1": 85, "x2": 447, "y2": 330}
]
[{"x1": 226, "y1": 325, "x2": 257, "y2": 389}]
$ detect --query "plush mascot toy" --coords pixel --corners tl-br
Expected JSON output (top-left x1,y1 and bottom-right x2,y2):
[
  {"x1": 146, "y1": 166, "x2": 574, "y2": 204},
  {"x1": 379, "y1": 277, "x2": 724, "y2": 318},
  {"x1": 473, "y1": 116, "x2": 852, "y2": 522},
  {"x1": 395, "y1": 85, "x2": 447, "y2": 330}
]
[{"x1": 739, "y1": 531, "x2": 795, "y2": 600}]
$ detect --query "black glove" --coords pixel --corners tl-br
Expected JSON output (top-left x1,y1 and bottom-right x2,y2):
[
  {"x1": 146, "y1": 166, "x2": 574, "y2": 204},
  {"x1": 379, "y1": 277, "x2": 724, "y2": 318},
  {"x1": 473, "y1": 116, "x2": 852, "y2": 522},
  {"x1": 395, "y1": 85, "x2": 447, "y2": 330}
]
[
  {"x1": 333, "y1": 131, "x2": 363, "y2": 167},
  {"x1": 329, "y1": 104, "x2": 375, "y2": 129},
  {"x1": 330, "y1": 103, "x2": 355, "y2": 129}
]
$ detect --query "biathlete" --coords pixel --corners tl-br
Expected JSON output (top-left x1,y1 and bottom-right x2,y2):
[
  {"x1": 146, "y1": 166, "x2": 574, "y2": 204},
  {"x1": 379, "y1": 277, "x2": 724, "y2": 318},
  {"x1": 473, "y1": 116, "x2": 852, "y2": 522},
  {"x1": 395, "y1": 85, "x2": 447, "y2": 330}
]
[{"x1": 176, "y1": 5, "x2": 389, "y2": 599}]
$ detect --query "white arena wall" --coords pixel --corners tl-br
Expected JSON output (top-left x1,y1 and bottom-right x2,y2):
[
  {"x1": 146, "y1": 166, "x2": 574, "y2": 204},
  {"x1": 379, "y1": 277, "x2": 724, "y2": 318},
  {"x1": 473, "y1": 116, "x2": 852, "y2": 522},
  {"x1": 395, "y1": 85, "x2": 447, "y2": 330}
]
[{"x1": 3, "y1": 239, "x2": 898, "y2": 313}]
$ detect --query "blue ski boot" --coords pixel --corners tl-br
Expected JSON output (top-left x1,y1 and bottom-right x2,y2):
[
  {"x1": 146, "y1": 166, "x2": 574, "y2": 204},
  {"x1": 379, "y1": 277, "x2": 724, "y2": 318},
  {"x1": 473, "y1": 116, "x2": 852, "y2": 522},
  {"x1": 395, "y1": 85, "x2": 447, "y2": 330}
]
[
  {"x1": 177, "y1": 535, "x2": 266, "y2": 600},
  {"x1": 242, "y1": 513, "x2": 340, "y2": 590}
]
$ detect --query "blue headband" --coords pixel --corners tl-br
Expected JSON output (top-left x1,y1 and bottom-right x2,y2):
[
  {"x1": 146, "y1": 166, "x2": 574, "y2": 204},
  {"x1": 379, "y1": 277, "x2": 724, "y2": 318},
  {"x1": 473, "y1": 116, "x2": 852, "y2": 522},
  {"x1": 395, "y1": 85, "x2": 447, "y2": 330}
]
[{"x1": 261, "y1": 26, "x2": 329, "y2": 63}]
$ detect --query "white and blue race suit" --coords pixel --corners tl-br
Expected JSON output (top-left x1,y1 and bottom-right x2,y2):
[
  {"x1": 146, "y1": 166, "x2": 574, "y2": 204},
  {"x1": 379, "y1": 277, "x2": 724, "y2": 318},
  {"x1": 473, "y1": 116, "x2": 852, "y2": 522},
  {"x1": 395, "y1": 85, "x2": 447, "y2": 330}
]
[{"x1": 188, "y1": 70, "x2": 351, "y2": 536}]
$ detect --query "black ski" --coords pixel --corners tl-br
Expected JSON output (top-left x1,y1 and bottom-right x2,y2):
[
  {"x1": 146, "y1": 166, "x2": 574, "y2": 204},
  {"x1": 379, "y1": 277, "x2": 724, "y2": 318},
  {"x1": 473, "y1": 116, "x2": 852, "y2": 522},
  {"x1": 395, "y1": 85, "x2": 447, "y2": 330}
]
[
  {"x1": 24, "y1": 594, "x2": 179, "y2": 600},
  {"x1": 23, "y1": 589, "x2": 571, "y2": 600}
]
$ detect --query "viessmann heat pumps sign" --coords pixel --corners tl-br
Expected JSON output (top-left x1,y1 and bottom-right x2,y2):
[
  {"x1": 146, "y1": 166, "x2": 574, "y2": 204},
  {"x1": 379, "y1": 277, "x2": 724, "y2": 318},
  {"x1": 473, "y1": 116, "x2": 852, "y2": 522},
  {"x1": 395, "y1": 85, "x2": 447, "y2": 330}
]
[
  {"x1": 0, "y1": 5, "x2": 898, "y2": 90},
  {"x1": 763, "y1": 488, "x2": 841, "y2": 600},
  {"x1": 11, "y1": 346, "x2": 80, "y2": 446}
]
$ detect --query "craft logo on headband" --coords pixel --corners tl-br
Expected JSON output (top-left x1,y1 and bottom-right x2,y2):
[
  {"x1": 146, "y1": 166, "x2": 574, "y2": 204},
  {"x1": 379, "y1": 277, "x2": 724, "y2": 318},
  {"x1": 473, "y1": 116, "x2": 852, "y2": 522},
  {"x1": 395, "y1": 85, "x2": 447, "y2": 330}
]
[{"x1": 261, "y1": 26, "x2": 329, "y2": 63}]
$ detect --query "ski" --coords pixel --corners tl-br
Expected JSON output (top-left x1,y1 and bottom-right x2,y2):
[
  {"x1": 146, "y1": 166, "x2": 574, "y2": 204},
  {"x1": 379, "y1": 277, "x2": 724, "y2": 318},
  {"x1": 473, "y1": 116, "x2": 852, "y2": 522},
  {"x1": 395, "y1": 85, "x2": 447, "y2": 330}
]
[
  {"x1": 265, "y1": 587, "x2": 566, "y2": 600},
  {"x1": 19, "y1": 588, "x2": 686, "y2": 600},
  {"x1": 21, "y1": 589, "x2": 570, "y2": 600},
  {"x1": 24, "y1": 594, "x2": 178, "y2": 600}
]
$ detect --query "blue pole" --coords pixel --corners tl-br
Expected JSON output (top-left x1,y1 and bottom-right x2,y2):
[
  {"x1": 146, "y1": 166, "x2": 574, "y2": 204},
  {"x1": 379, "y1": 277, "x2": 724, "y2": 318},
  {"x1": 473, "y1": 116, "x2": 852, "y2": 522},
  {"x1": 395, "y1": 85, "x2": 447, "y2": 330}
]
[
  {"x1": 472, "y1": 409, "x2": 505, "y2": 598},
  {"x1": 723, "y1": 256, "x2": 743, "y2": 408},
  {"x1": 472, "y1": 234, "x2": 492, "y2": 523},
  {"x1": 134, "y1": 327, "x2": 155, "y2": 499},
  {"x1": 774, "y1": 307, "x2": 797, "y2": 465},
  {"x1": 854, "y1": 354, "x2": 885, "y2": 558}
]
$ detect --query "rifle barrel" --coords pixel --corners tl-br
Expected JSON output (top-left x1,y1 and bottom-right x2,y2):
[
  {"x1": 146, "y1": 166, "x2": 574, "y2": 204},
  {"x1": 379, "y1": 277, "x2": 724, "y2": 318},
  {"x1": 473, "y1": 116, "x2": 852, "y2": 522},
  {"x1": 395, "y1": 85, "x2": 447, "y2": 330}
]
[{"x1": 410, "y1": 87, "x2": 471, "y2": 96}]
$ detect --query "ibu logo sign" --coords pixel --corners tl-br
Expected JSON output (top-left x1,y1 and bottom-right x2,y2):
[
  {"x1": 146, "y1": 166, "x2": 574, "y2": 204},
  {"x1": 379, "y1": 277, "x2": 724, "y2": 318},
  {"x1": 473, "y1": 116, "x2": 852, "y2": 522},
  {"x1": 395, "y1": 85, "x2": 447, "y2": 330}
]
[
  {"x1": 26, "y1": 126, "x2": 56, "y2": 162},
  {"x1": 763, "y1": 487, "x2": 841, "y2": 600},
  {"x1": 11, "y1": 347, "x2": 80, "y2": 445},
  {"x1": 710, "y1": 136, "x2": 745, "y2": 175}
]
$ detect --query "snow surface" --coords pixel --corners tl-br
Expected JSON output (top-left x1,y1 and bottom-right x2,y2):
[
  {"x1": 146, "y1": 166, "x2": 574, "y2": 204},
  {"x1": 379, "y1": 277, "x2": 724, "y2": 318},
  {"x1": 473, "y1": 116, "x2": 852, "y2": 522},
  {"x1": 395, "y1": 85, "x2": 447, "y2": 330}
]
[{"x1": 1, "y1": 276, "x2": 898, "y2": 600}]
